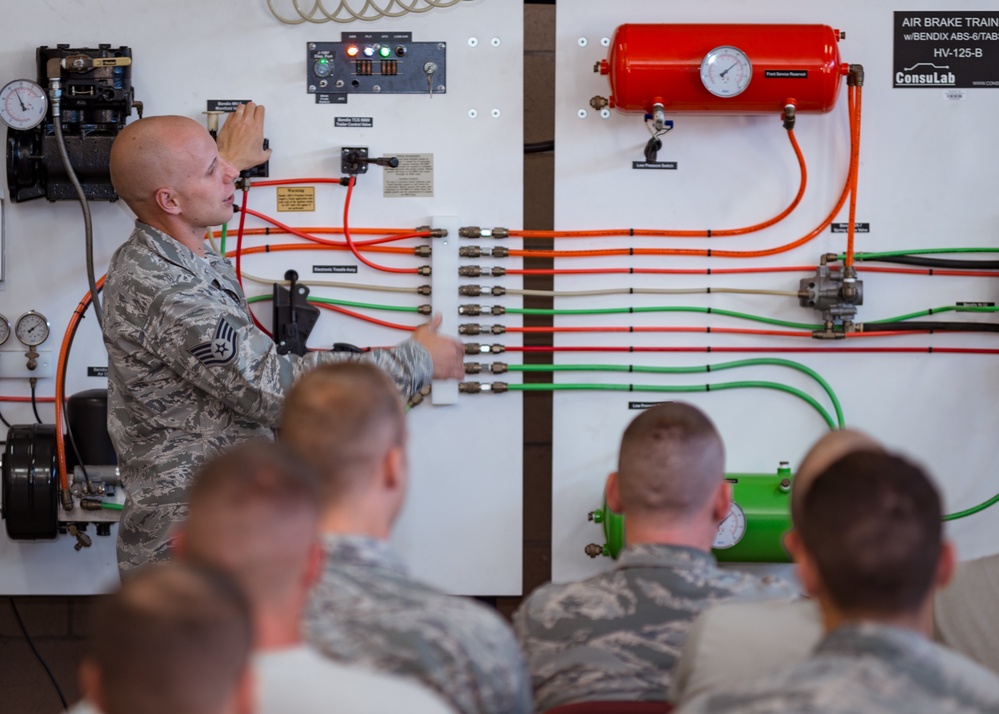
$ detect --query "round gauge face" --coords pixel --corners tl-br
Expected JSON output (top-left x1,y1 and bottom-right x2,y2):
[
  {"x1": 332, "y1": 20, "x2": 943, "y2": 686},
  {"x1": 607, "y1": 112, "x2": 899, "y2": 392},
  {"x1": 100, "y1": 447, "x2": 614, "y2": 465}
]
[
  {"x1": 713, "y1": 502, "x2": 747, "y2": 550},
  {"x1": 0, "y1": 79, "x2": 49, "y2": 130},
  {"x1": 700, "y1": 46, "x2": 753, "y2": 98},
  {"x1": 0, "y1": 314, "x2": 9, "y2": 346},
  {"x1": 15, "y1": 311, "x2": 50, "y2": 347}
]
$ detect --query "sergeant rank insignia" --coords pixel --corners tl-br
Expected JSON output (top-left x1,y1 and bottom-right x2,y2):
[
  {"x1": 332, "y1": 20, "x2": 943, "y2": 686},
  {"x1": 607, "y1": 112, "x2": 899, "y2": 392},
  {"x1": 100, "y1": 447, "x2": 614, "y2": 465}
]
[{"x1": 190, "y1": 317, "x2": 239, "y2": 367}]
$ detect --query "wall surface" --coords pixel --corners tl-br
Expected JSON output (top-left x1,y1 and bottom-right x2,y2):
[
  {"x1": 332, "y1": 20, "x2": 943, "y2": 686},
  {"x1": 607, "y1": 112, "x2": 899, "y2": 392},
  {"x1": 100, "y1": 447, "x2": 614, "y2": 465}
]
[
  {"x1": 0, "y1": 0, "x2": 523, "y2": 596},
  {"x1": 554, "y1": 0, "x2": 999, "y2": 582}
]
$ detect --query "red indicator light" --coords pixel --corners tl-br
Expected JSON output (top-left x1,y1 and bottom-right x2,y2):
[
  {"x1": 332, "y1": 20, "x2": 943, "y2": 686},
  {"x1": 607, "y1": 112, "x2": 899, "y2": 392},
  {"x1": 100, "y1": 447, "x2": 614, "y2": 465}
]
[{"x1": 346, "y1": 45, "x2": 359, "y2": 57}]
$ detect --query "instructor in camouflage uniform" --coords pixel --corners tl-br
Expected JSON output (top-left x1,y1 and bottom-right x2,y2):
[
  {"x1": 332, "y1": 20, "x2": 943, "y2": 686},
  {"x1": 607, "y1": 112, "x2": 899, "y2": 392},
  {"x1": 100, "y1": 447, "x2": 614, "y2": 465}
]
[{"x1": 103, "y1": 107, "x2": 463, "y2": 573}]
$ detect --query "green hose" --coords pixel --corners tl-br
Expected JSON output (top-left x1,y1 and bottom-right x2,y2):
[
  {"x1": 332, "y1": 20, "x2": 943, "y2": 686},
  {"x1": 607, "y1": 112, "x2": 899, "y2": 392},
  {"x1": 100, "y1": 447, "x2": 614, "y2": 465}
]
[
  {"x1": 247, "y1": 294, "x2": 420, "y2": 313},
  {"x1": 511, "y1": 358, "x2": 844, "y2": 428},
  {"x1": 509, "y1": 380, "x2": 837, "y2": 430},
  {"x1": 844, "y1": 247, "x2": 999, "y2": 260},
  {"x1": 508, "y1": 305, "x2": 820, "y2": 331},
  {"x1": 220, "y1": 223, "x2": 227, "y2": 258},
  {"x1": 868, "y1": 305, "x2": 999, "y2": 324}
]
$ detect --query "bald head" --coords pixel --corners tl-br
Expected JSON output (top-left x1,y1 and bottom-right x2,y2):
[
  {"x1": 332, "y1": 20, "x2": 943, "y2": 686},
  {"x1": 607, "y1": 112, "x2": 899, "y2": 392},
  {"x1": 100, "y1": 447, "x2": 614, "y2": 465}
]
[
  {"x1": 616, "y1": 402, "x2": 725, "y2": 518},
  {"x1": 86, "y1": 563, "x2": 252, "y2": 714},
  {"x1": 280, "y1": 362, "x2": 406, "y2": 507},
  {"x1": 791, "y1": 429, "x2": 884, "y2": 526},
  {"x1": 110, "y1": 115, "x2": 226, "y2": 221},
  {"x1": 183, "y1": 441, "x2": 322, "y2": 608}
]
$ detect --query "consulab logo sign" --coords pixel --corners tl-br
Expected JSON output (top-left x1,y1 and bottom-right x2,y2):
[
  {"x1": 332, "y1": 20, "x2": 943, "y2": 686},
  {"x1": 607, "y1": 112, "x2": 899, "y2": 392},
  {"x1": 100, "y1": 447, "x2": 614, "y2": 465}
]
[{"x1": 894, "y1": 11, "x2": 999, "y2": 88}]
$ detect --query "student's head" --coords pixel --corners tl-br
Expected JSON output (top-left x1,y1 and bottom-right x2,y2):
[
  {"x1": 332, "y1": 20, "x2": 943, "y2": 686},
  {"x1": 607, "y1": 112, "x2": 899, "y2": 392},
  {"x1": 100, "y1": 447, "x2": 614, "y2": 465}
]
[
  {"x1": 791, "y1": 428, "x2": 884, "y2": 527},
  {"x1": 280, "y1": 362, "x2": 407, "y2": 530},
  {"x1": 607, "y1": 402, "x2": 726, "y2": 532},
  {"x1": 80, "y1": 563, "x2": 253, "y2": 714},
  {"x1": 795, "y1": 451, "x2": 953, "y2": 621},
  {"x1": 178, "y1": 441, "x2": 323, "y2": 619},
  {"x1": 110, "y1": 115, "x2": 239, "y2": 230}
]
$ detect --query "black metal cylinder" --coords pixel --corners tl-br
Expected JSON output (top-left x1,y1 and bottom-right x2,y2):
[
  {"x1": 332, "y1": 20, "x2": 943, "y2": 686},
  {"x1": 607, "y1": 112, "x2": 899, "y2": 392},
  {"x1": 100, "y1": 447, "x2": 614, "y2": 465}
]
[{"x1": 66, "y1": 389, "x2": 117, "y2": 466}]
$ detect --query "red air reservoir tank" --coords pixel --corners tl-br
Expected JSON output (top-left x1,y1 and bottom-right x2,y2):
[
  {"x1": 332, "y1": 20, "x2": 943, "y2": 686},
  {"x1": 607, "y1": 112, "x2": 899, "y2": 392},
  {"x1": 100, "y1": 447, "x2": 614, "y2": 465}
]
[{"x1": 599, "y1": 24, "x2": 847, "y2": 115}]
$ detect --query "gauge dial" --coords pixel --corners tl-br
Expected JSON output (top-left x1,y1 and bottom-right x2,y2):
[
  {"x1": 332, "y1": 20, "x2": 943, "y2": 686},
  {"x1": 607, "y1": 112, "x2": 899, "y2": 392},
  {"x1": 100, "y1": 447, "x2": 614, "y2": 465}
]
[
  {"x1": 15, "y1": 311, "x2": 50, "y2": 347},
  {"x1": 700, "y1": 46, "x2": 753, "y2": 98},
  {"x1": 713, "y1": 502, "x2": 747, "y2": 550},
  {"x1": 0, "y1": 314, "x2": 9, "y2": 346},
  {"x1": 0, "y1": 79, "x2": 49, "y2": 130}
]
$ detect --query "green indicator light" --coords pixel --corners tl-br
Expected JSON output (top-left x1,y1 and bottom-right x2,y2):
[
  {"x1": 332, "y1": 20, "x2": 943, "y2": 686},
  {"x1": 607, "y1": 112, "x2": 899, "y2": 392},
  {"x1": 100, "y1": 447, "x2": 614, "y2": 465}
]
[{"x1": 379, "y1": 46, "x2": 391, "y2": 58}]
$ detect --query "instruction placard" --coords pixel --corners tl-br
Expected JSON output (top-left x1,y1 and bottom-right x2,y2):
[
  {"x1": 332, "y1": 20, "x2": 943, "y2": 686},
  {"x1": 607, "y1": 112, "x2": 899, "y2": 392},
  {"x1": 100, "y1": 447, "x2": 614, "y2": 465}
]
[
  {"x1": 276, "y1": 186, "x2": 315, "y2": 212},
  {"x1": 894, "y1": 11, "x2": 999, "y2": 88},
  {"x1": 383, "y1": 154, "x2": 434, "y2": 198}
]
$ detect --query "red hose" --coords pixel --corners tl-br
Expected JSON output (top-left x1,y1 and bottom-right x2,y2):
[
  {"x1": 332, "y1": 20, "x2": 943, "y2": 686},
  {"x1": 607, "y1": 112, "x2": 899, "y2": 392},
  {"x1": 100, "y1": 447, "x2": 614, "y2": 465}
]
[
  {"x1": 510, "y1": 346, "x2": 999, "y2": 355},
  {"x1": 342, "y1": 177, "x2": 420, "y2": 274},
  {"x1": 235, "y1": 189, "x2": 272, "y2": 336}
]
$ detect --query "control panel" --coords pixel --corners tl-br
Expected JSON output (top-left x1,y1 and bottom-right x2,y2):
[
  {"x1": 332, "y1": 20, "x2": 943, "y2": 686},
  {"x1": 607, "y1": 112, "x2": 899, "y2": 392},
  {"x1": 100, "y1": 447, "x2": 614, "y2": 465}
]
[{"x1": 307, "y1": 32, "x2": 447, "y2": 103}]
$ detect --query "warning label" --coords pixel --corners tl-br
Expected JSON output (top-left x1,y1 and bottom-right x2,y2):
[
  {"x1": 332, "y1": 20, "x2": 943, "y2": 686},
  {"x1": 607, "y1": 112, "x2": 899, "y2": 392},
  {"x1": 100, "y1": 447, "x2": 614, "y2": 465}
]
[
  {"x1": 276, "y1": 187, "x2": 316, "y2": 213},
  {"x1": 383, "y1": 154, "x2": 434, "y2": 198},
  {"x1": 894, "y1": 11, "x2": 999, "y2": 88}
]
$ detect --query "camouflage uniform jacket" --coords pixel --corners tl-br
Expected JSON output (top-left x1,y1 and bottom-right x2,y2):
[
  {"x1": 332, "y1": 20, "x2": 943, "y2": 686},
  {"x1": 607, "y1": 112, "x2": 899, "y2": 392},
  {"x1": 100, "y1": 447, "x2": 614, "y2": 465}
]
[
  {"x1": 512, "y1": 543, "x2": 799, "y2": 711},
  {"x1": 304, "y1": 534, "x2": 532, "y2": 714},
  {"x1": 677, "y1": 622, "x2": 999, "y2": 714},
  {"x1": 103, "y1": 222, "x2": 432, "y2": 572}
]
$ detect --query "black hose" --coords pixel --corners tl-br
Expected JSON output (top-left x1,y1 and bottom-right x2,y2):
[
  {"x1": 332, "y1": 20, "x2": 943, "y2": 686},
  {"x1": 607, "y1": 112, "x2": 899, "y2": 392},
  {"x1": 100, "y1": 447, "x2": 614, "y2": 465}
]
[
  {"x1": 0, "y1": 407, "x2": 10, "y2": 428},
  {"x1": 869, "y1": 321, "x2": 999, "y2": 333},
  {"x1": 525, "y1": 140, "x2": 554, "y2": 154},
  {"x1": 30, "y1": 381, "x2": 43, "y2": 424},
  {"x1": 10, "y1": 599, "x2": 69, "y2": 710},
  {"x1": 863, "y1": 255, "x2": 999, "y2": 270},
  {"x1": 53, "y1": 114, "x2": 104, "y2": 330}
]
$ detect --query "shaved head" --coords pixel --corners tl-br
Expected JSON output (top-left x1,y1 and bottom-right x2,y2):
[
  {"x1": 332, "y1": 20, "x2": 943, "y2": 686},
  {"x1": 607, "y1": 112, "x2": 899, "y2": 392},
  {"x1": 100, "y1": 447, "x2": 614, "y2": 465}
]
[
  {"x1": 87, "y1": 563, "x2": 252, "y2": 714},
  {"x1": 616, "y1": 402, "x2": 725, "y2": 518},
  {"x1": 111, "y1": 116, "x2": 206, "y2": 211},
  {"x1": 183, "y1": 441, "x2": 322, "y2": 608},
  {"x1": 280, "y1": 362, "x2": 406, "y2": 506},
  {"x1": 792, "y1": 429, "x2": 884, "y2": 526}
]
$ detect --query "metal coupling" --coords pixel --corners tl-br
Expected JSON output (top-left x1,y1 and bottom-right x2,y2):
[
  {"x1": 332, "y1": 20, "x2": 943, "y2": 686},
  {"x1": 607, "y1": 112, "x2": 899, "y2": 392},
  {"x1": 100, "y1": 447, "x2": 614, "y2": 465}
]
[
  {"x1": 464, "y1": 362, "x2": 483, "y2": 374},
  {"x1": 848, "y1": 63, "x2": 865, "y2": 86},
  {"x1": 491, "y1": 247, "x2": 509, "y2": 258},
  {"x1": 490, "y1": 305, "x2": 506, "y2": 316},
  {"x1": 463, "y1": 342, "x2": 506, "y2": 355},
  {"x1": 458, "y1": 381, "x2": 482, "y2": 393},
  {"x1": 458, "y1": 304, "x2": 482, "y2": 316},
  {"x1": 407, "y1": 385, "x2": 432, "y2": 409},
  {"x1": 459, "y1": 265, "x2": 483, "y2": 277},
  {"x1": 459, "y1": 226, "x2": 480, "y2": 238},
  {"x1": 459, "y1": 246, "x2": 483, "y2": 258},
  {"x1": 430, "y1": 228, "x2": 447, "y2": 238},
  {"x1": 459, "y1": 285, "x2": 482, "y2": 296},
  {"x1": 489, "y1": 286, "x2": 507, "y2": 296},
  {"x1": 490, "y1": 324, "x2": 507, "y2": 335},
  {"x1": 417, "y1": 284, "x2": 432, "y2": 296},
  {"x1": 782, "y1": 101, "x2": 797, "y2": 131},
  {"x1": 459, "y1": 324, "x2": 483, "y2": 335},
  {"x1": 490, "y1": 267, "x2": 507, "y2": 277},
  {"x1": 490, "y1": 361, "x2": 508, "y2": 374},
  {"x1": 417, "y1": 304, "x2": 432, "y2": 315},
  {"x1": 584, "y1": 543, "x2": 604, "y2": 558},
  {"x1": 61, "y1": 489, "x2": 74, "y2": 512},
  {"x1": 417, "y1": 266, "x2": 432, "y2": 276},
  {"x1": 590, "y1": 95, "x2": 609, "y2": 109},
  {"x1": 413, "y1": 245, "x2": 432, "y2": 258},
  {"x1": 458, "y1": 381, "x2": 508, "y2": 394}
]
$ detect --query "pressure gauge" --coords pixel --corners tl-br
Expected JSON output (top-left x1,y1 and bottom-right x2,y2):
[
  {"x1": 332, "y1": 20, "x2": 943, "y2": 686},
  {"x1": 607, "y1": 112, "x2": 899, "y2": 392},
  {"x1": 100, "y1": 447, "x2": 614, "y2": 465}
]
[
  {"x1": 0, "y1": 314, "x2": 9, "y2": 346},
  {"x1": 713, "y1": 502, "x2": 747, "y2": 549},
  {"x1": 0, "y1": 79, "x2": 49, "y2": 130},
  {"x1": 700, "y1": 46, "x2": 752, "y2": 98},
  {"x1": 15, "y1": 310, "x2": 50, "y2": 347}
]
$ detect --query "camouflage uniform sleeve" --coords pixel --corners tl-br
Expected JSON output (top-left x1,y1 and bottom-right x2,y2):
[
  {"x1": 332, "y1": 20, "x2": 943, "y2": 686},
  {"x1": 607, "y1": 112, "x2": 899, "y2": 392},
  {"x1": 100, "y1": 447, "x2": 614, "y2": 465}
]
[{"x1": 144, "y1": 277, "x2": 432, "y2": 429}]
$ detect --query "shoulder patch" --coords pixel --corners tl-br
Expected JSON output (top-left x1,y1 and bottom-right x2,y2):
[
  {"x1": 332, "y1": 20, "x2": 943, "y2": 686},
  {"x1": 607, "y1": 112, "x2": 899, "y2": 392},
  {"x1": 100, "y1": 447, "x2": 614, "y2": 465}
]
[{"x1": 189, "y1": 317, "x2": 239, "y2": 367}]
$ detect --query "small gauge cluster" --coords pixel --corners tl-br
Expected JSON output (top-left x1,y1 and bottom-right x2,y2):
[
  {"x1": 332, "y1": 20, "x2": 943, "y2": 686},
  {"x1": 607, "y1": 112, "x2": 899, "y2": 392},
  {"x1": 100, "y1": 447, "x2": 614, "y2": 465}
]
[{"x1": 0, "y1": 310, "x2": 50, "y2": 347}]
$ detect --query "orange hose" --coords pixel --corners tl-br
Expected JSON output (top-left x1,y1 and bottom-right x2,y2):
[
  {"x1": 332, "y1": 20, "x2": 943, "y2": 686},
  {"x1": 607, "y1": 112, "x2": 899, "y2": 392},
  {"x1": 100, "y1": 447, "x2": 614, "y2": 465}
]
[
  {"x1": 510, "y1": 125, "x2": 807, "y2": 239},
  {"x1": 236, "y1": 243, "x2": 415, "y2": 257},
  {"x1": 213, "y1": 226, "x2": 421, "y2": 237},
  {"x1": 56, "y1": 277, "x2": 105, "y2": 495},
  {"x1": 844, "y1": 84, "x2": 863, "y2": 268}
]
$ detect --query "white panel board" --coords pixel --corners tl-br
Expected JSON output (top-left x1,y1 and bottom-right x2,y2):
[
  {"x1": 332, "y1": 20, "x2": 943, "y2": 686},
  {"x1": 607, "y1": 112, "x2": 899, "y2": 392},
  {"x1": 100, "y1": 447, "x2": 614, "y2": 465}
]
[
  {"x1": 554, "y1": 0, "x2": 999, "y2": 582},
  {"x1": 0, "y1": 0, "x2": 522, "y2": 595}
]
